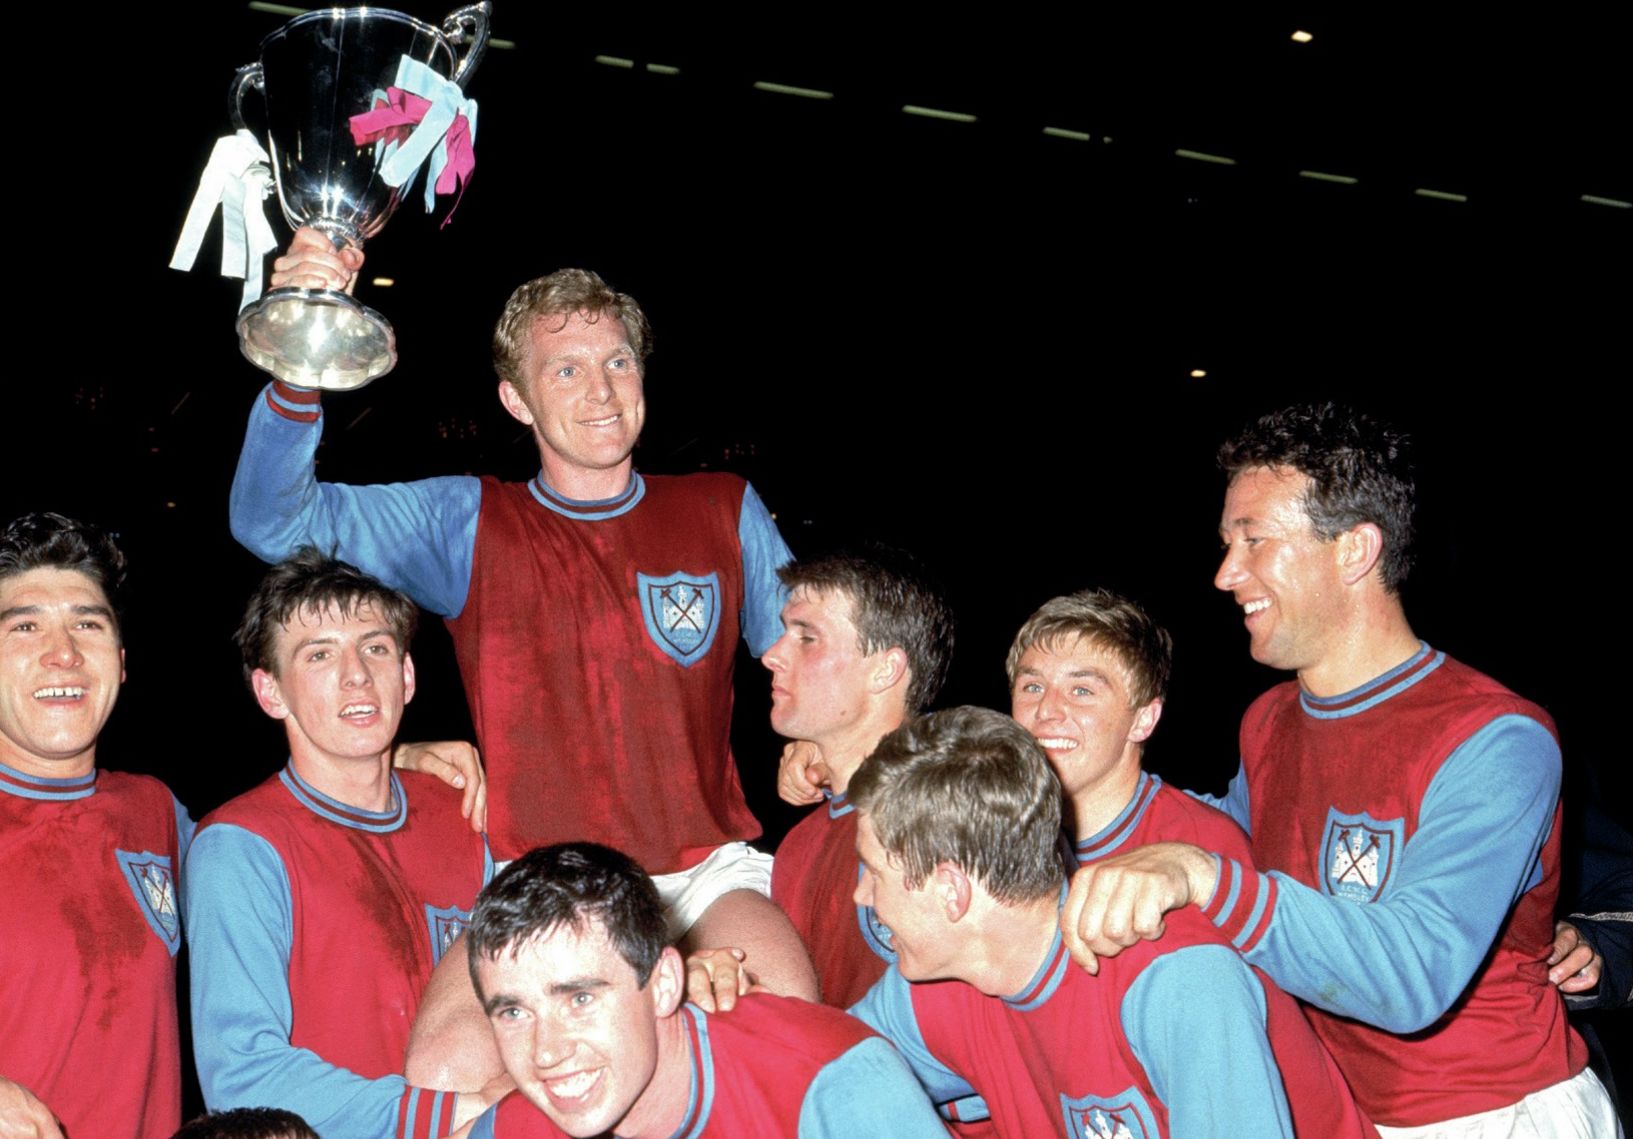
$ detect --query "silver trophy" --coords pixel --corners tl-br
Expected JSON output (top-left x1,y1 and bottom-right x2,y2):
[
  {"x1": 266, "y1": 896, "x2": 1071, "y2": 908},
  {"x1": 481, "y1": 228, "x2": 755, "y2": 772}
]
[{"x1": 230, "y1": 3, "x2": 490, "y2": 390}]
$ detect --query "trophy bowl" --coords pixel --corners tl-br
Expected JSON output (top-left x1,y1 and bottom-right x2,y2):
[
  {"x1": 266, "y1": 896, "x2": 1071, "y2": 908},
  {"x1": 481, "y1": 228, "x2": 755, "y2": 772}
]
[{"x1": 232, "y1": 3, "x2": 489, "y2": 390}]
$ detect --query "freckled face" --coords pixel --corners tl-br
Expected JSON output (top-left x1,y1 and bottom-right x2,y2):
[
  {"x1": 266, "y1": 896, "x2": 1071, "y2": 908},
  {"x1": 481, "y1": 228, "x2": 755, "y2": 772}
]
[
  {"x1": 501, "y1": 310, "x2": 645, "y2": 494},
  {"x1": 1010, "y1": 637, "x2": 1153, "y2": 802},
  {"x1": 479, "y1": 924, "x2": 673, "y2": 1138}
]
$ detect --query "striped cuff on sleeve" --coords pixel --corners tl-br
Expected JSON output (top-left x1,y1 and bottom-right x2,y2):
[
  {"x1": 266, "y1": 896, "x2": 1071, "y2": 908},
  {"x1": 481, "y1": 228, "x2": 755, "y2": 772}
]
[
  {"x1": 1201, "y1": 856, "x2": 1277, "y2": 955},
  {"x1": 398, "y1": 1087, "x2": 459, "y2": 1139},
  {"x1": 265, "y1": 380, "x2": 323, "y2": 423}
]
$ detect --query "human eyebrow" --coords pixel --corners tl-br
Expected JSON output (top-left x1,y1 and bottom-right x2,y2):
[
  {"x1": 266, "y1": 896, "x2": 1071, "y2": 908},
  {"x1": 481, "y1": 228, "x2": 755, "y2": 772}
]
[
  {"x1": 0, "y1": 605, "x2": 42, "y2": 623},
  {"x1": 70, "y1": 605, "x2": 116, "y2": 622},
  {"x1": 483, "y1": 992, "x2": 521, "y2": 1016},
  {"x1": 548, "y1": 979, "x2": 612, "y2": 997}
]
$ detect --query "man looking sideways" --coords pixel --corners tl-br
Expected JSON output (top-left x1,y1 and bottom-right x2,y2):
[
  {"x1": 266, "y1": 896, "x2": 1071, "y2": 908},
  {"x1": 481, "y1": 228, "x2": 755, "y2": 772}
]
[
  {"x1": 1063, "y1": 404, "x2": 1619, "y2": 1135},
  {"x1": 848, "y1": 706, "x2": 1373, "y2": 1138},
  {"x1": 0, "y1": 512, "x2": 190, "y2": 1139},
  {"x1": 186, "y1": 550, "x2": 502, "y2": 1138},
  {"x1": 464, "y1": 842, "x2": 946, "y2": 1138},
  {"x1": 748, "y1": 551, "x2": 953, "y2": 1008}
]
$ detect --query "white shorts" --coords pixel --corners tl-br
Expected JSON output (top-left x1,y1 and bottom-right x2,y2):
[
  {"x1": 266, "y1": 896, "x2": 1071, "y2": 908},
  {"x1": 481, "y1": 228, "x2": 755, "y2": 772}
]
[
  {"x1": 1375, "y1": 1068, "x2": 1622, "y2": 1139},
  {"x1": 651, "y1": 842, "x2": 774, "y2": 940}
]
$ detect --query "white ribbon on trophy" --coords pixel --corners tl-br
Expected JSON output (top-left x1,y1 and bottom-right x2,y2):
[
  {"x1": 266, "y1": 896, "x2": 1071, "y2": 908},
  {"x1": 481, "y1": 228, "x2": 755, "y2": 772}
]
[{"x1": 170, "y1": 130, "x2": 281, "y2": 309}]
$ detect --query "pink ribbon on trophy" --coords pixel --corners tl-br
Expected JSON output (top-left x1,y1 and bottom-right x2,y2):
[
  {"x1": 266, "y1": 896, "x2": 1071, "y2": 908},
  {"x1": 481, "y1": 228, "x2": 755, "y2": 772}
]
[{"x1": 348, "y1": 57, "x2": 478, "y2": 226}]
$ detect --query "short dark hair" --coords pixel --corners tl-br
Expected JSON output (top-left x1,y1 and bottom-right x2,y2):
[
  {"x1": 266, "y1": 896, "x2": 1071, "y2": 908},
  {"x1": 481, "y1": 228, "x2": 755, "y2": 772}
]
[
  {"x1": 492, "y1": 268, "x2": 654, "y2": 386},
  {"x1": 1006, "y1": 589, "x2": 1172, "y2": 709},
  {"x1": 778, "y1": 550, "x2": 954, "y2": 714},
  {"x1": 1218, "y1": 402, "x2": 1416, "y2": 591},
  {"x1": 467, "y1": 842, "x2": 668, "y2": 999},
  {"x1": 849, "y1": 706, "x2": 1063, "y2": 904},
  {"x1": 0, "y1": 513, "x2": 127, "y2": 635},
  {"x1": 172, "y1": 1107, "x2": 319, "y2": 1139},
  {"x1": 234, "y1": 548, "x2": 418, "y2": 687}
]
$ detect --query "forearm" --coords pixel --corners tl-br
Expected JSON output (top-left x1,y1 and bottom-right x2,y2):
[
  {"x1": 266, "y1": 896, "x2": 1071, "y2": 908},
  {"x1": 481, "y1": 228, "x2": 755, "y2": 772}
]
[
  {"x1": 229, "y1": 382, "x2": 480, "y2": 615},
  {"x1": 1208, "y1": 715, "x2": 1561, "y2": 1031},
  {"x1": 186, "y1": 826, "x2": 464, "y2": 1139}
]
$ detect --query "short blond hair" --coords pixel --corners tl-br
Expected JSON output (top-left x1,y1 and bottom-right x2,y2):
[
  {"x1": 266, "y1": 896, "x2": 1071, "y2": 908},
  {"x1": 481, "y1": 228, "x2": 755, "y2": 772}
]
[
  {"x1": 1005, "y1": 589, "x2": 1171, "y2": 709},
  {"x1": 491, "y1": 268, "x2": 653, "y2": 386}
]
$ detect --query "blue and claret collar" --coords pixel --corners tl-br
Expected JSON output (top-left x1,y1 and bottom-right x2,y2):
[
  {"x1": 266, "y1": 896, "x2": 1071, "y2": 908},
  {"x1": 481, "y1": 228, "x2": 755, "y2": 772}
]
[
  {"x1": 528, "y1": 471, "x2": 646, "y2": 521},
  {"x1": 279, "y1": 763, "x2": 406, "y2": 833}
]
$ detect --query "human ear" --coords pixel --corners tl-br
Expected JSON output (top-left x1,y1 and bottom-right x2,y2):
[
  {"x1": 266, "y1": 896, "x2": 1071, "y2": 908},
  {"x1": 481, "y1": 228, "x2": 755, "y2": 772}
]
[
  {"x1": 251, "y1": 668, "x2": 291, "y2": 721},
  {"x1": 498, "y1": 380, "x2": 534, "y2": 426},
  {"x1": 1128, "y1": 699, "x2": 1164, "y2": 745},
  {"x1": 1337, "y1": 523, "x2": 1385, "y2": 586},
  {"x1": 935, "y1": 862, "x2": 972, "y2": 923},
  {"x1": 648, "y1": 947, "x2": 686, "y2": 1017}
]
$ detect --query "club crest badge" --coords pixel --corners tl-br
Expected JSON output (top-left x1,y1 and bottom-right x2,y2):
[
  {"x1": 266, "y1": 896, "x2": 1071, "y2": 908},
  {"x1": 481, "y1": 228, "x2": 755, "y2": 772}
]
[
  {"x1": 425, "y1": 903, "x2": 473, "y2": 966},
  {"x1": 1061, "y1": 1088, "x2": 1158, "y2": 1139},
  {"x1": 115, "y1": 849, "x2": 180, "y2": 956},
  {"x1": 1320, "y1": 809, "x2": 1404, "y2": 904},
  {"x1": 638, "y1": 571, "x2": 721, "y2": 667}
]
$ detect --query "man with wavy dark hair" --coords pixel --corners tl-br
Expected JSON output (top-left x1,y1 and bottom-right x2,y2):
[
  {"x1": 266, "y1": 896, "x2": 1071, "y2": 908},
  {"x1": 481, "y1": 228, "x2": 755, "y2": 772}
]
[
  {"x1": 463, "y1": 842, "x2": 944, "y2": 1138},
  {"x1": 0, "y1": 513, "x2": 191, "y2": 1139},
  {"x1": 1063, "y1": 403, "x2": 1618, "y2": 1136}
]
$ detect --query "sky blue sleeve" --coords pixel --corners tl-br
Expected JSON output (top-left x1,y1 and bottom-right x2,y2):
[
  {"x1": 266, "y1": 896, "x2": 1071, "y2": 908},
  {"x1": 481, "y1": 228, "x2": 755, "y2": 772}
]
[
  {"x1": 1183, "y1": 763, "x2": 1252, "y2": 833},
  {"x1": 1228, "y1": 714, "x2": 1560, "y2": 1032},
  {"x1": 229, "y1": 384, "x2": 482, "y2": 617},
  {"x1": 184, "y1": 823, "x2": 424, "y2": 1139},
  {"x1": 798, "y1": 1036, "x2": 950, "y2": 1139},
  {"x1": 172, "y1": 795, "x2": 195, "y2": 861},
  {"x1": 738, "y1": 481, "x2": 793, "y2": 656},
  {"x1": 848, "y1": 968, "x2": 978, "y2": 1108},
  {"x1": 467, "y1": 1104, "x2": 498, "y2": 1139},
  {"x1": 1122, "y1": 944, "x2": 1293, "y2": 1138}
]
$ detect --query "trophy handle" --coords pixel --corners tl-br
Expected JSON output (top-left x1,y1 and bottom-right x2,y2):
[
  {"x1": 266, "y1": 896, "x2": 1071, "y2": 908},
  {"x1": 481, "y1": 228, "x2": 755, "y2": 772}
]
[
  {"x1": 442, "y1": 2, "x2": 491, "y2": 90},
  {"x1": 229, "y1": 63, "x2": 264, "y2": 131}
]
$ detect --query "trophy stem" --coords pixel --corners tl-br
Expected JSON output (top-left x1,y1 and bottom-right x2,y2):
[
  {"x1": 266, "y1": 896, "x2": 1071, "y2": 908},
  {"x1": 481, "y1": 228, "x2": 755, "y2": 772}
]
[{"x1": 311, "y1": 218, "x2": 365, "y2": 251}]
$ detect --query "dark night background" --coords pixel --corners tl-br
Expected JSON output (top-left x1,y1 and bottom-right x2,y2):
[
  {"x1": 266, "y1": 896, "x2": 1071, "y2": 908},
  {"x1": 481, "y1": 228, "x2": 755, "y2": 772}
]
[{"x1": 9, "y1": 4, "x2": 1630, "y2": 1115}]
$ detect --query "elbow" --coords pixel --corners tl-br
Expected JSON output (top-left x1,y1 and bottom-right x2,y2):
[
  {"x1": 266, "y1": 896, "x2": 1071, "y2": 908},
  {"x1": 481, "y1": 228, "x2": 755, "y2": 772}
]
[{"x1": 227, "y1": 511, "x2": 282, "y2": 564}]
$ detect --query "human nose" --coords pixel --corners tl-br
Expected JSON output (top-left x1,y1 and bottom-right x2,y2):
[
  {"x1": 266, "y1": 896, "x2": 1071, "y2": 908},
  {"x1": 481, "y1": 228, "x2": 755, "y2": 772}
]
[
  {"x1": 339, "y1": 646, "x2": 372, "y2": 688},
  {"x1": 533, "y1": 1016, "x2": 576, "y2": 1069},
  {"x1": 42, "y1": 623, "x2": 84, "y2": 667},
  {"x1": 1215, "y1": 543, "x2": 1248, "y2": 592},
  {"x1": 1032, "y1": 685, "x2": 1065, "y2": 723},
  {"x1": 761, "y1": 634, "x2": 788, "y2": 673},
  {"x1": 585, "y1": 365, "x2": 614, "y2": 404}
]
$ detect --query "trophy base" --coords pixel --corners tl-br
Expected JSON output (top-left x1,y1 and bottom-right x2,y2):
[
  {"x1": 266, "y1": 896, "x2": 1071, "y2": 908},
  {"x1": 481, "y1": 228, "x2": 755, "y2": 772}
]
[{"x1": 237, "y1": 288, "x2": 397, "y2": 391}]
